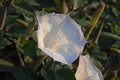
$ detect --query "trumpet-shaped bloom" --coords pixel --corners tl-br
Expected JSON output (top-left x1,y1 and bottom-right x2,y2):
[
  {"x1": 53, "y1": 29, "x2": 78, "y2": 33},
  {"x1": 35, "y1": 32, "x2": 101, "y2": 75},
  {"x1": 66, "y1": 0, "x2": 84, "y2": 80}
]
[
  {"x1": 37, "y1": 13, "x2": 86, "y2": 65},
  {"x1": 75, "y1": 55, "x2": 103, "y2": 80}
]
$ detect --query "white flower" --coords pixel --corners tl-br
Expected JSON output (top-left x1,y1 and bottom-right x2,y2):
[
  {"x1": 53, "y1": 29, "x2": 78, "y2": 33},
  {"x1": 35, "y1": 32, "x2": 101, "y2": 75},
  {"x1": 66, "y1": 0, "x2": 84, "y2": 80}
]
[
  {"x1": 37, "y1": 13, "x2": 86, "y2": 65},
  {"x1": 75, "y1": 54, "x2": 103, "y2": 80}
]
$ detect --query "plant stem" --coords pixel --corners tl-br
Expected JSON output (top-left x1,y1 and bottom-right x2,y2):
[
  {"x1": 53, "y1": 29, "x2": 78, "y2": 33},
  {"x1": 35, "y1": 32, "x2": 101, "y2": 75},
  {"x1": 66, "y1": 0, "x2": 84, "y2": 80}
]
[
  {"x1": 94, "y1": 23, "x2": 104, "y2": 44},
  {"x1": 85, "y1": 1, "x2": 105, "y2": 40},
  {"x1": 0, "y1": 6, "x2": 7, "y2": 30},
  {"x1": 17, "y1": 52, "x2": 25, "y2": 66}
]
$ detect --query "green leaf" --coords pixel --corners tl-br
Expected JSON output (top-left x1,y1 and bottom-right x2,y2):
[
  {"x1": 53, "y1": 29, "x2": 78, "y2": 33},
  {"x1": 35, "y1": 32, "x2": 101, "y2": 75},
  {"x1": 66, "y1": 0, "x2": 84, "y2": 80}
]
[
  {"x1": 0, "y1": 58, "x2": 14, "y2": 66},
  {"x1": 10, "y1": 4, "x2": 33, "y2": 15},
  {"x1": 0, "y1": 65, "x2": 38, "y2": 80},
  {"x1": 10, "y1": 67, "x2": 37, "y2": 80},
  {"x1": 98, "y1": 35, "x2": 115, "y2": 49},
  {"x1": 41, "y1": 68, "x2": 54, "y2": 80},
  {"x1": 15, "y1": 0, "x2": 40, "y2": 6},
  {"x1": 112, "y1": 41, "x2": 120, "y2": 49},
  {"x1": 17, "y1": 40, "x2": 37, "y2": 58},
  {"x1": 7, "y1": 24, "x2": 31, "y2": 38},
  {"x1": 23, "y1": 14, "x2": 33, "y2": 23},
  {"x1": 91, "y1": 58, "x2": 104, "y2": 70},
  {"x1": 0, "y1": 38, "x2": 11, "y2": 49},
  {"x1": 0, "y1": 65, "x2": 11, "y2": 72},
  {"x1": 0, "y1": 30, "x2": 4, "y2": 37},
  {"x1": 71, "y1": 15, "x2": 89, "y2": 26},
  {"x1": 23, "y1": 40, "x2": 37, "y2": 58},
  {"x1": 101, "y1": 32, "x2": 120, "y2": 41},
  {"x1": 55, "y1": 68, "x2": 75, "y2": 80},
  {"x1": 35, "y1": 0, "x2": 54, "y2": 8},
  {"x1": 74, "y1": 0, "x2": 84, "y2": 9},
  {"x1": 5, "y1": 15, "x2": 18, "y2": 26},
  {"x1": 108, "y1": 23, "x2": 116, "y2": 34},
  {"x1": 89, "y1": 48, "x2": 108, "y2": 61},
  {"x1": 41, "y1": 65, "x2": 75, "y2": 80}
]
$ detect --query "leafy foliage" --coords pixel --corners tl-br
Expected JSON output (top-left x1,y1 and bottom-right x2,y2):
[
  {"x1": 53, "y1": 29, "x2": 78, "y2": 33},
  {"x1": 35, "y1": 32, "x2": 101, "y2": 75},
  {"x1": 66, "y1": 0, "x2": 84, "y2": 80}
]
[{"x1": 0, "y1": 0, "x2": 120, "y2": 80}]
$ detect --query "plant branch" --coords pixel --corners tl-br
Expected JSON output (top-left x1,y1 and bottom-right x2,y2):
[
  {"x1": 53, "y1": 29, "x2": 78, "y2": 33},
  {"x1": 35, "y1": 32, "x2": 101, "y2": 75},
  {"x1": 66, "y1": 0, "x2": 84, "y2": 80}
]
[
  {"x1": 17, "y1": 52, "x2": 25, "y2": 66},
  {"x1": 94, "y1": 23, "x2": 104, "y2": 44},
  {"x1": 0, "y1": 6, "x2": 7, "y2": 30},
  {"x1": 85, "y1": 1, "x2": 105, "y2": 40}
]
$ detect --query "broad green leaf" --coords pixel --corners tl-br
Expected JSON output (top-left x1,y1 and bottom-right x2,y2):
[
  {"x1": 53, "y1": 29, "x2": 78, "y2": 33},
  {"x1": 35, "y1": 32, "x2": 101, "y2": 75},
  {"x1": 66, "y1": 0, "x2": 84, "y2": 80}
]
[
  {"x1": 5, "y1": 15, "x2": 18, "y2": 26},
  {"x1": 10, "y1": 5, "x2": 33, "y2": 15},
  {"x1": 35, "y1": 0, "x2": 54, "y2": 8},
  {"x1": 10, "y1": 67, "x2": 37, "y2": 80},
  {"x1": 0, "y1": 65, "x2": 38, "y2": 80},
  {"x1": 108, "y1": 23, "x2": 116, "y2": 34},
  {"x1": 0, "y1": 65, "x2": 12, "y2": 72},
  {"x1": 89, "y1": 48, "x2": 108, "y2": 60},
  {"x1": 41, "y1": 65, "x2": 75, "y2": 80},
  {"x1": 14, "y1": 2, "x2": 34, "y2": 13},
  {"x1": 112, "y1": 41, "x2": 120, "y2": 48},
  {"x1": 107, "y1": 54, "x2": 118, "y2": 67},
  {"x1": 0, "y1": 38, "x2": 11, "y2": 49},
  {"x1": 17, "y1": 40, "x2": 37, "y2": 58},
  {"x1": 91, "y1": 58, "x2": 104, "y2": 70},
  {"x1": 55, "y1": 68, "x2": 75, "y2": 80},
  {"x1": 0, "y1": 30, "x2": 4, "y2": 37},
  {"x1": 71, "y1": 14, "x2": 89, "y2": 26},
  {"x1": 22, "y1": 40, "x2": 37, "y2": 58},
  {"x1": 98, "y1": 35, "x2": 115, "y2": 49},
  {"x1": 23, "y1": 14, "x2": 34, "y2": 23},
  {"x1": 41, "y1": 68, "x2": 54, "y2": 80},
  {"x1": 15, "y1": 0, "x2": 40, "y2": 6},
  {"x1": 7, "y1": 24, "x2": 31, "y2": 38}
]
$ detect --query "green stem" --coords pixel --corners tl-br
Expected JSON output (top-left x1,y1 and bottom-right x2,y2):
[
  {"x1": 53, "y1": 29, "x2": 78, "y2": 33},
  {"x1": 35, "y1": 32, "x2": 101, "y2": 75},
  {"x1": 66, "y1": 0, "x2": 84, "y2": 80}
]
[
  {"x1": 85, "y1": 1, "x2": 105, "y2": 40},
  {"x1": 94, "y1": 23, "x2": 104, "y2": 44},
  {"x1": 0, "y1": 6, "x2": 7, "y2": 30}
]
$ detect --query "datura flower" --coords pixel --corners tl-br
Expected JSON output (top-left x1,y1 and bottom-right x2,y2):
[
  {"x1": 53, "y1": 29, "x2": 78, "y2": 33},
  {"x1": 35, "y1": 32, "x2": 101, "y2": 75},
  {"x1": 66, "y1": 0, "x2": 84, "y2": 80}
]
[
  {"x1": 75, "y1": 54, "x2": 103, "y2": 80},
  {"x1": 37, "y1": 13, "x2": 86, "y2": 65}
]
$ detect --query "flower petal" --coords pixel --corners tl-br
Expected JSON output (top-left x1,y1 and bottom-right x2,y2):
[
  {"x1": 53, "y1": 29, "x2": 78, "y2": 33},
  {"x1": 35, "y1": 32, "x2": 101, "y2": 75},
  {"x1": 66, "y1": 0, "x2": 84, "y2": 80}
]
[
  {"x1": 75, "y1": 55, "x2": 103, "y2": 80},
  {"x1": 37, "y1": 13, "x2": 86, "y2": 65}
]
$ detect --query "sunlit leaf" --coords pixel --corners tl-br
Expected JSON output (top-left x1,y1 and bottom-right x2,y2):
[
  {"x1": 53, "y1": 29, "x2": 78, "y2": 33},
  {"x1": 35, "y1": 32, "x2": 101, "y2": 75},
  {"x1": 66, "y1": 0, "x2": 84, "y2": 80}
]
[
  {"x1": 74, "y1": 0, "x2": 84, "y2": 9},
  {"x1": 0, "y1": 58, "x2": 14, "y2": 66}
]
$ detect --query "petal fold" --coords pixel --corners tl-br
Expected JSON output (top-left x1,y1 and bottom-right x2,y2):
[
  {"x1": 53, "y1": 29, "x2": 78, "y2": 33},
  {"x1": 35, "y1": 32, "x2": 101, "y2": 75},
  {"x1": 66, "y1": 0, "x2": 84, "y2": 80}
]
[{"x1": 75, "y1": 55, "x2": 103, "y2": 80}]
